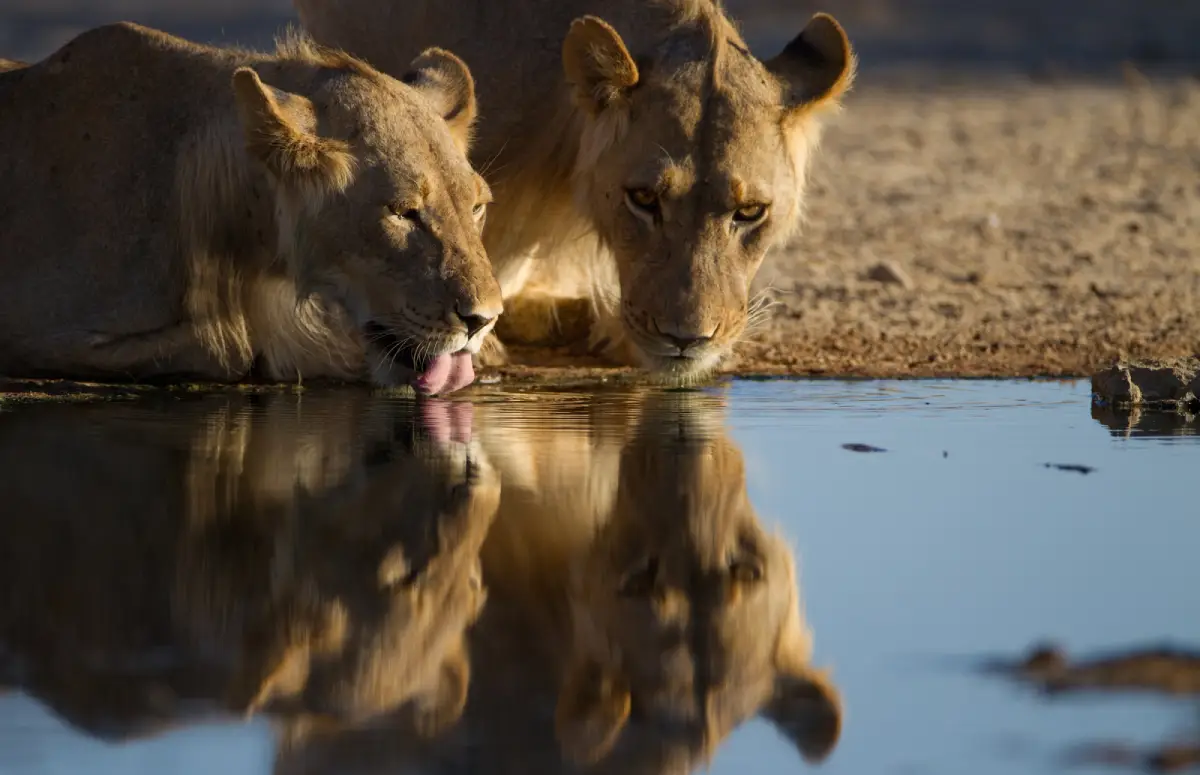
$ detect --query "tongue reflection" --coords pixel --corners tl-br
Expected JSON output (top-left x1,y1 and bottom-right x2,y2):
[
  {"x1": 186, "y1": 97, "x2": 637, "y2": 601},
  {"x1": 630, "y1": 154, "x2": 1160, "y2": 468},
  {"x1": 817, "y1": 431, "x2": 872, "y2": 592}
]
[{"x1": 412, "y1": 351, "x2": 475, "y2": 396}]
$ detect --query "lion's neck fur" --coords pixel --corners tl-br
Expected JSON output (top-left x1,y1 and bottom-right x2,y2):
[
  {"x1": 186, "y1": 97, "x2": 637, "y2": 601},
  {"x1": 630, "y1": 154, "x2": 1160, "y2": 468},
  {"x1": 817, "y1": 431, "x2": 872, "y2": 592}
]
[{"x1": 174, "y1": 55, "x2": 363, "y2": 382}]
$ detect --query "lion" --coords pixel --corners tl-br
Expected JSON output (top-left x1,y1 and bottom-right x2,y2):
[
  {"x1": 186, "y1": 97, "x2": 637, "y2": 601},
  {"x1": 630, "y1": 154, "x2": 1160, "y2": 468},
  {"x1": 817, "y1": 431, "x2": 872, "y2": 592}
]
[
  {"x1": 0, "y1": 391, "x2": 499, "y2": 742},
  {"x1": 294, "y1": 0, "x2": 855, "y2": 381},
  {"x1": 274, "y1": 389, "x2": 842, "y2": 774},
  {"x1": 0, "y1": 22, "x2": 502, "y2": 395}
]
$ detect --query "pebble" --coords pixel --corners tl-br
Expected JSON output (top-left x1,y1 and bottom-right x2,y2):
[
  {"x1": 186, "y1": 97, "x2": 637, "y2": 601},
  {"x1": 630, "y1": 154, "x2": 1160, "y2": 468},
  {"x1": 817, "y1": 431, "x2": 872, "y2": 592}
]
[{"x1": 865, "y1": 260, "x2": 913, "y2": 289}]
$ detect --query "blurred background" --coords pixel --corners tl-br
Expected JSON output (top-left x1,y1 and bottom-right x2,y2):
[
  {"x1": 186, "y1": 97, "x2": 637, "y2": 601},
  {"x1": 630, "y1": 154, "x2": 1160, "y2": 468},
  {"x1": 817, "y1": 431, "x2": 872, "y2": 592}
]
[{"x1": 2, "y1": 0, "x2": 1199, "y2": 72}]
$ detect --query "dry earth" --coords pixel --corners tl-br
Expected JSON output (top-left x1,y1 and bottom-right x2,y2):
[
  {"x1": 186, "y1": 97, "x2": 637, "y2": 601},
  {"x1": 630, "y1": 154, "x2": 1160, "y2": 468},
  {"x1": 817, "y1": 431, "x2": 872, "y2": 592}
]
[
  {"x1": 3, "y1": 1, "x2": 1199, "y2": 381},
  {"x1": 737, "y1": 70, "x2": 1200, "y2": 378}
]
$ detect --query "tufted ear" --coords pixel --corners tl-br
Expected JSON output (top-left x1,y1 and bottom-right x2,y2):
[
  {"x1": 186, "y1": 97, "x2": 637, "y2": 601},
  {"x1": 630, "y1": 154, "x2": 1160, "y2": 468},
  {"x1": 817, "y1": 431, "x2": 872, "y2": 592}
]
[
  {"x1": 562, "y1": 16, "x2": 639, "y2": 116},
  {"x1": 231, "y1": 67, "x2": 356, "y2": 205},
  {"x1": 765, "y1": 13, "x2": 856, "y2": 118},
  {"x1": 412, "y1": 636, "x2": 472, "y2": 738},
  {"x1": 555, "y1": 656, "x2": 632, "y2": 765},
  {"x1": 401, "y1": 47, "x2": 478, "y2": 153}
]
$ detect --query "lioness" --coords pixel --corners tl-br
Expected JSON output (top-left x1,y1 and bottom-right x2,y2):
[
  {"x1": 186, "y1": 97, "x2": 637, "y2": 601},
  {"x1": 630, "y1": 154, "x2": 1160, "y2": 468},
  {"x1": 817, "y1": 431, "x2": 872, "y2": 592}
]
[
  {"x1": 276, "y1": 390, "x2": 841, "y2": 774},
  {"x1": 294, "y1": 0, "x2": 855, "y2": 380},
  {"x1": 0, "y1": 23, "x2": 502, "y2": 395},
  {"x1": 0, "y1": 392, "x2": 499, "y2": 741}
]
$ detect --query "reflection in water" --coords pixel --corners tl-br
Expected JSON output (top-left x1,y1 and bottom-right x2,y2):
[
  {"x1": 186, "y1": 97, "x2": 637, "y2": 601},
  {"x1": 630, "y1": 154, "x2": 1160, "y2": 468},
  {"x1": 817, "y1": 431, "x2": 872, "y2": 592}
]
[
  {"x1": 1091, "y1": 402, "x2": 1200, "y2": 439},
  {"x1": 277, "y1": 389, "x2": 840, "y2": 774},
  {"x1": 985, "y1": 643, "x2": 1200, "y2": 772},
  {"x1": 0, "y1": 394, "x2": 498, "y2": 744},
  {"x1": 0, "y1": 389, "x2": 834, "y2": 774}
]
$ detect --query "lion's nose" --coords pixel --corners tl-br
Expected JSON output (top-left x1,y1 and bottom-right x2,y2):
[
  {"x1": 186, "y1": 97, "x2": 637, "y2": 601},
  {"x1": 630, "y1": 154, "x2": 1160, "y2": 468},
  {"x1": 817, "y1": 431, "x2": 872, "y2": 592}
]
[
  {"x1": 455, "y1": 304, "x2": 499, "y2": 338},
  {"x1": 653, "y1": 320, "x2": 717, "y2": 353}
]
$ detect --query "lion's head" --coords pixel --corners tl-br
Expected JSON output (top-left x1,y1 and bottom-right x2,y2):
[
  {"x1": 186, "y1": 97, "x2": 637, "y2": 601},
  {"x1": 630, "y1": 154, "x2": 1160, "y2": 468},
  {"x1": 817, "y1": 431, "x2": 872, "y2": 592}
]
[
  {"x1": 229, "y1": 40, "x2": 503, "y2": 393},
  {"x1": 556, "y1": 392, "x2": 841, "y2": 769},
  {"x1": 561, "y1": 12, "x2": 855, "y2": 378}
]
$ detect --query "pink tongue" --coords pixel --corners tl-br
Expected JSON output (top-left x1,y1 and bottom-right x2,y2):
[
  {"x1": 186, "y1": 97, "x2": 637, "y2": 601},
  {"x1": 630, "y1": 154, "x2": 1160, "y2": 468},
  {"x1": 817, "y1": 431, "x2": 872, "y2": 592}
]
[{"x1": 412, "y1": 352, "x2": 475, "y2": 396}]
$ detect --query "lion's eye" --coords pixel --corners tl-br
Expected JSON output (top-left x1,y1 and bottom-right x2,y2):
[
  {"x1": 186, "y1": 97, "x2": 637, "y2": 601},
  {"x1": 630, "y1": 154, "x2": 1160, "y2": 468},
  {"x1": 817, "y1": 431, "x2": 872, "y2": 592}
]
[
  {"x1": 729, "y1": 558, "x2": 764, "y2": 584},
  {"x1": 732, "y1": 203, "x2": 768, "y2": 224},
  {"x1": 472, "y1": 202, "x2": 486, "y2": 218},
  {"x1": 388, "y1": 204, "x2": 421, "y2": 222},
  {"x1": 624, "y1": 188, "x2": 660, "y2": 216},
  {"x1": 619, "y1": 556, "x2": 659, "y2": 597}
]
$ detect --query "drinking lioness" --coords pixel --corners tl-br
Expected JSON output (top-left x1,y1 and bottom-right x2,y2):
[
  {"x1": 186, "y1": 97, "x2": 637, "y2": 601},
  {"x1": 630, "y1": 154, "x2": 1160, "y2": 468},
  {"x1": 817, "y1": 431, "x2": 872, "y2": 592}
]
[{"x1": 0, "y1": 24, "x2": 501, "y2": 394}]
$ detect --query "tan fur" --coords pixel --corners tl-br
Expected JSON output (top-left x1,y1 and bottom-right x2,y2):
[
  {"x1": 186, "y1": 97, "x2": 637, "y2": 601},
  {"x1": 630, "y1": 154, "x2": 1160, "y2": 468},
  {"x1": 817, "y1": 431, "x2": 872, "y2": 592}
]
[
  {"x1": 294, "y1": 0, "x2": 855, "y2": 381},
  {"x1": 0, "y1": 23, "x2": 501, "y2": 388},
  {"x1": 274, "y1": 390, "x2": 842, "y2": 774},
  {"x1": 0, "y1": 57, "x2": 28, "y2": 73},
  {"x1": 0, "y1": 393, "x2": 499, "y2": 740}
]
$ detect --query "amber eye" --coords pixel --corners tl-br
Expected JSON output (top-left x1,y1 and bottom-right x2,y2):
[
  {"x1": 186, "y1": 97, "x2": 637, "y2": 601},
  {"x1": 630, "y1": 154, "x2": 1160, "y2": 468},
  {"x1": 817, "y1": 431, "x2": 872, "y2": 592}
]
[
  {"x1": 729, "y1": 559, "x2": 764, "y2": 584},
  {"x1": 625, "y1": 188, "x2": 660, "y2": 216},
  {"x1": 732, "y1": 203, "x2": 768, "y2": 224},
  {"x1": 472, "y1": 201, "x2": 486, "y2": 217}
]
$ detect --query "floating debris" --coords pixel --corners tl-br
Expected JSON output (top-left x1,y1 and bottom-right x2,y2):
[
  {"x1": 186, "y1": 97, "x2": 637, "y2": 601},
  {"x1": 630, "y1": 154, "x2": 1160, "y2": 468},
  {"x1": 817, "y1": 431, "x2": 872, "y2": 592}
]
[
  {"x1": 842, "y1": 443, "x2": 887, "y2": 453},
  {"x1": 1044, "y1": 463, "x2": 1095, "y2": 475}
]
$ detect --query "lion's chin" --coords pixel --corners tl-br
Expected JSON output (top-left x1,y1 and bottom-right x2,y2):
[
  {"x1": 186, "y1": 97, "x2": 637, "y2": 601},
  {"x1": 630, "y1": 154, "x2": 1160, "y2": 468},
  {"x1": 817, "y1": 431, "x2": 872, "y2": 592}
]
[{"x1": 634, "y1": 347, "x2": 726, "y2": 386}]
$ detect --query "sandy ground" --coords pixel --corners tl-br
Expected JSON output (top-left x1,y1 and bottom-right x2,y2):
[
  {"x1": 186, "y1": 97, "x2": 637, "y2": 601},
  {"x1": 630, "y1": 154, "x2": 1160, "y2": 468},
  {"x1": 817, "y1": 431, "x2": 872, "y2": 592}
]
[
  {"x1": 3, "y1": 2, "x2": 1199, "y2": 381},
  {"x1": 732, "y1": 71, "x2": 1200, "y2": 378}
]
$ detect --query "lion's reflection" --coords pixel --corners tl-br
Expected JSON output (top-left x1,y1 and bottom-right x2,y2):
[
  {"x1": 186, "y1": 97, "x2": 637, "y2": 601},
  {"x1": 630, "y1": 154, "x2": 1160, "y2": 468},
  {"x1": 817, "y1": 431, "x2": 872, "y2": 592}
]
[
  {"x1": 0, "y1": 393, "x2": 499, "y2": 741},
  {"x1": 280, "y1": 389, "x2": 841, "y2": 774}
]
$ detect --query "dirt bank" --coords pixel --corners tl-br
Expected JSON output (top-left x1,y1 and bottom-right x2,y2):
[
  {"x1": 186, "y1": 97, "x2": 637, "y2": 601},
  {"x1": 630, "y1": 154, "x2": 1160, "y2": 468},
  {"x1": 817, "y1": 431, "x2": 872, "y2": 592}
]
[{"x1": 734, "y1": 72, "x2": 1200, "y2": 379}]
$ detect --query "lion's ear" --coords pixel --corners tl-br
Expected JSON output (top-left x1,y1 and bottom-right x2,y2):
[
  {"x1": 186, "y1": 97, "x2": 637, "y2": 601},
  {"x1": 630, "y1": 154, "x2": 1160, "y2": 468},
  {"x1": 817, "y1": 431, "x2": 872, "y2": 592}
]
[
  {"x1": 555, "y1": 657, "x2": 631, "y2": 765},
  {"x1": 761, "y1": 663, "x2": 843, "y2": 763},
  {"x1": 412, "y1": 636, "x2": 472, "y2": 738},
  {"x1": 231, "y1": 67, "x2": 356, "y2": 204},
  {"x1": 401, "y1": 48, "x2": 477, "y2": 153},
  {"x1": 562, "y1": 16, "x2": 639, "y2": 116},
  {"x1": 766, "y1": 13, "x2": 856, "y2": 118},
  {"x1": 226, "y1": 636, "x2": 312, "y2": 718}
]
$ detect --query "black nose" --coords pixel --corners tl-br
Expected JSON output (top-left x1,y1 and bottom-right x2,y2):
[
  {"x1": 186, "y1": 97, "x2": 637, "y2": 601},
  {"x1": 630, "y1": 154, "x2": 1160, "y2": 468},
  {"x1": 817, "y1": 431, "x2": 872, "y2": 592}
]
[
  {"x1": 653, "y1": 320, "x2": 716, "y2": 353},
  {"x1": 662, "y1": 333, "x2": 711, "y2": 352},
  {"x1": 455, "y1": 306, "x2": 495, "y2": 339}
]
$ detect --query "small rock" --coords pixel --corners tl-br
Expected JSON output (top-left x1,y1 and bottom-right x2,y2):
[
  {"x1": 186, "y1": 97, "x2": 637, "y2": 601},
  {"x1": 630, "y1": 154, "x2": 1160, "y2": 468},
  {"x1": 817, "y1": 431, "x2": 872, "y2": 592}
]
[
  {"x1": 1092, "y1": 357, "x2": 1200, "y2": 407},
  {"x1": 865, "y1": 260, "x2": 913, "y2": 289}
]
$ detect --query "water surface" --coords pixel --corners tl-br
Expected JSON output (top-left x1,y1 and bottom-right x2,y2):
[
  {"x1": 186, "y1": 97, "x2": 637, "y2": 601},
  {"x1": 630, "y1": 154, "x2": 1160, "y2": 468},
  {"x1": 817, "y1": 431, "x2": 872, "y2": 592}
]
[{"x1": 0, "y1": 379, "x2": 1196, "y2": 775}]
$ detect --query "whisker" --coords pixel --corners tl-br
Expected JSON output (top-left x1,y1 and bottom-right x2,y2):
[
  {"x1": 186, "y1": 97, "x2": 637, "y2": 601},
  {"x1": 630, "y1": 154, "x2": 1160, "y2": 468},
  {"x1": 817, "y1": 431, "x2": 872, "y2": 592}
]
[{"x1": 477, "y1": 139, "x2": 510, "y2": 177}]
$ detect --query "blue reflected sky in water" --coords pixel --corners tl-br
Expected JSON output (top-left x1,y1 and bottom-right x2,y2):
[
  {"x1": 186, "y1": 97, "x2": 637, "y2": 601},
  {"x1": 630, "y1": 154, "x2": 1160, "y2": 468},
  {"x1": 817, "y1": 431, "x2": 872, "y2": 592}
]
[
  {"x1": 719, "y1": 378, "x2": 1200, "y2": 775},
  {"x1": 1, "y1": 378, "x2": 1197, "y2": 775},
  {"x1": 0, "y1": 693, "x2": 271, "y2": 775}
]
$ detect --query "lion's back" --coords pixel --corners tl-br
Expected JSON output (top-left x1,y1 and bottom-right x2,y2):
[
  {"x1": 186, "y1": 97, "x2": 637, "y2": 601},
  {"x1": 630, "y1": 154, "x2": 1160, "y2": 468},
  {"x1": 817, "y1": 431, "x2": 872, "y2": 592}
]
[{"x1": 0, "y1": 24, "x2": 235, "y2": 353}]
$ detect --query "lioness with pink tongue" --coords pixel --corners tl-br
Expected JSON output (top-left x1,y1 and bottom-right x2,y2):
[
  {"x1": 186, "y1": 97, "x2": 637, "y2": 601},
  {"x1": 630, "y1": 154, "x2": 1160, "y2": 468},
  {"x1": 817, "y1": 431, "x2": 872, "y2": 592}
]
[{"x1": 0, "y1": 24, "x2": 502, "y2": 396}]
